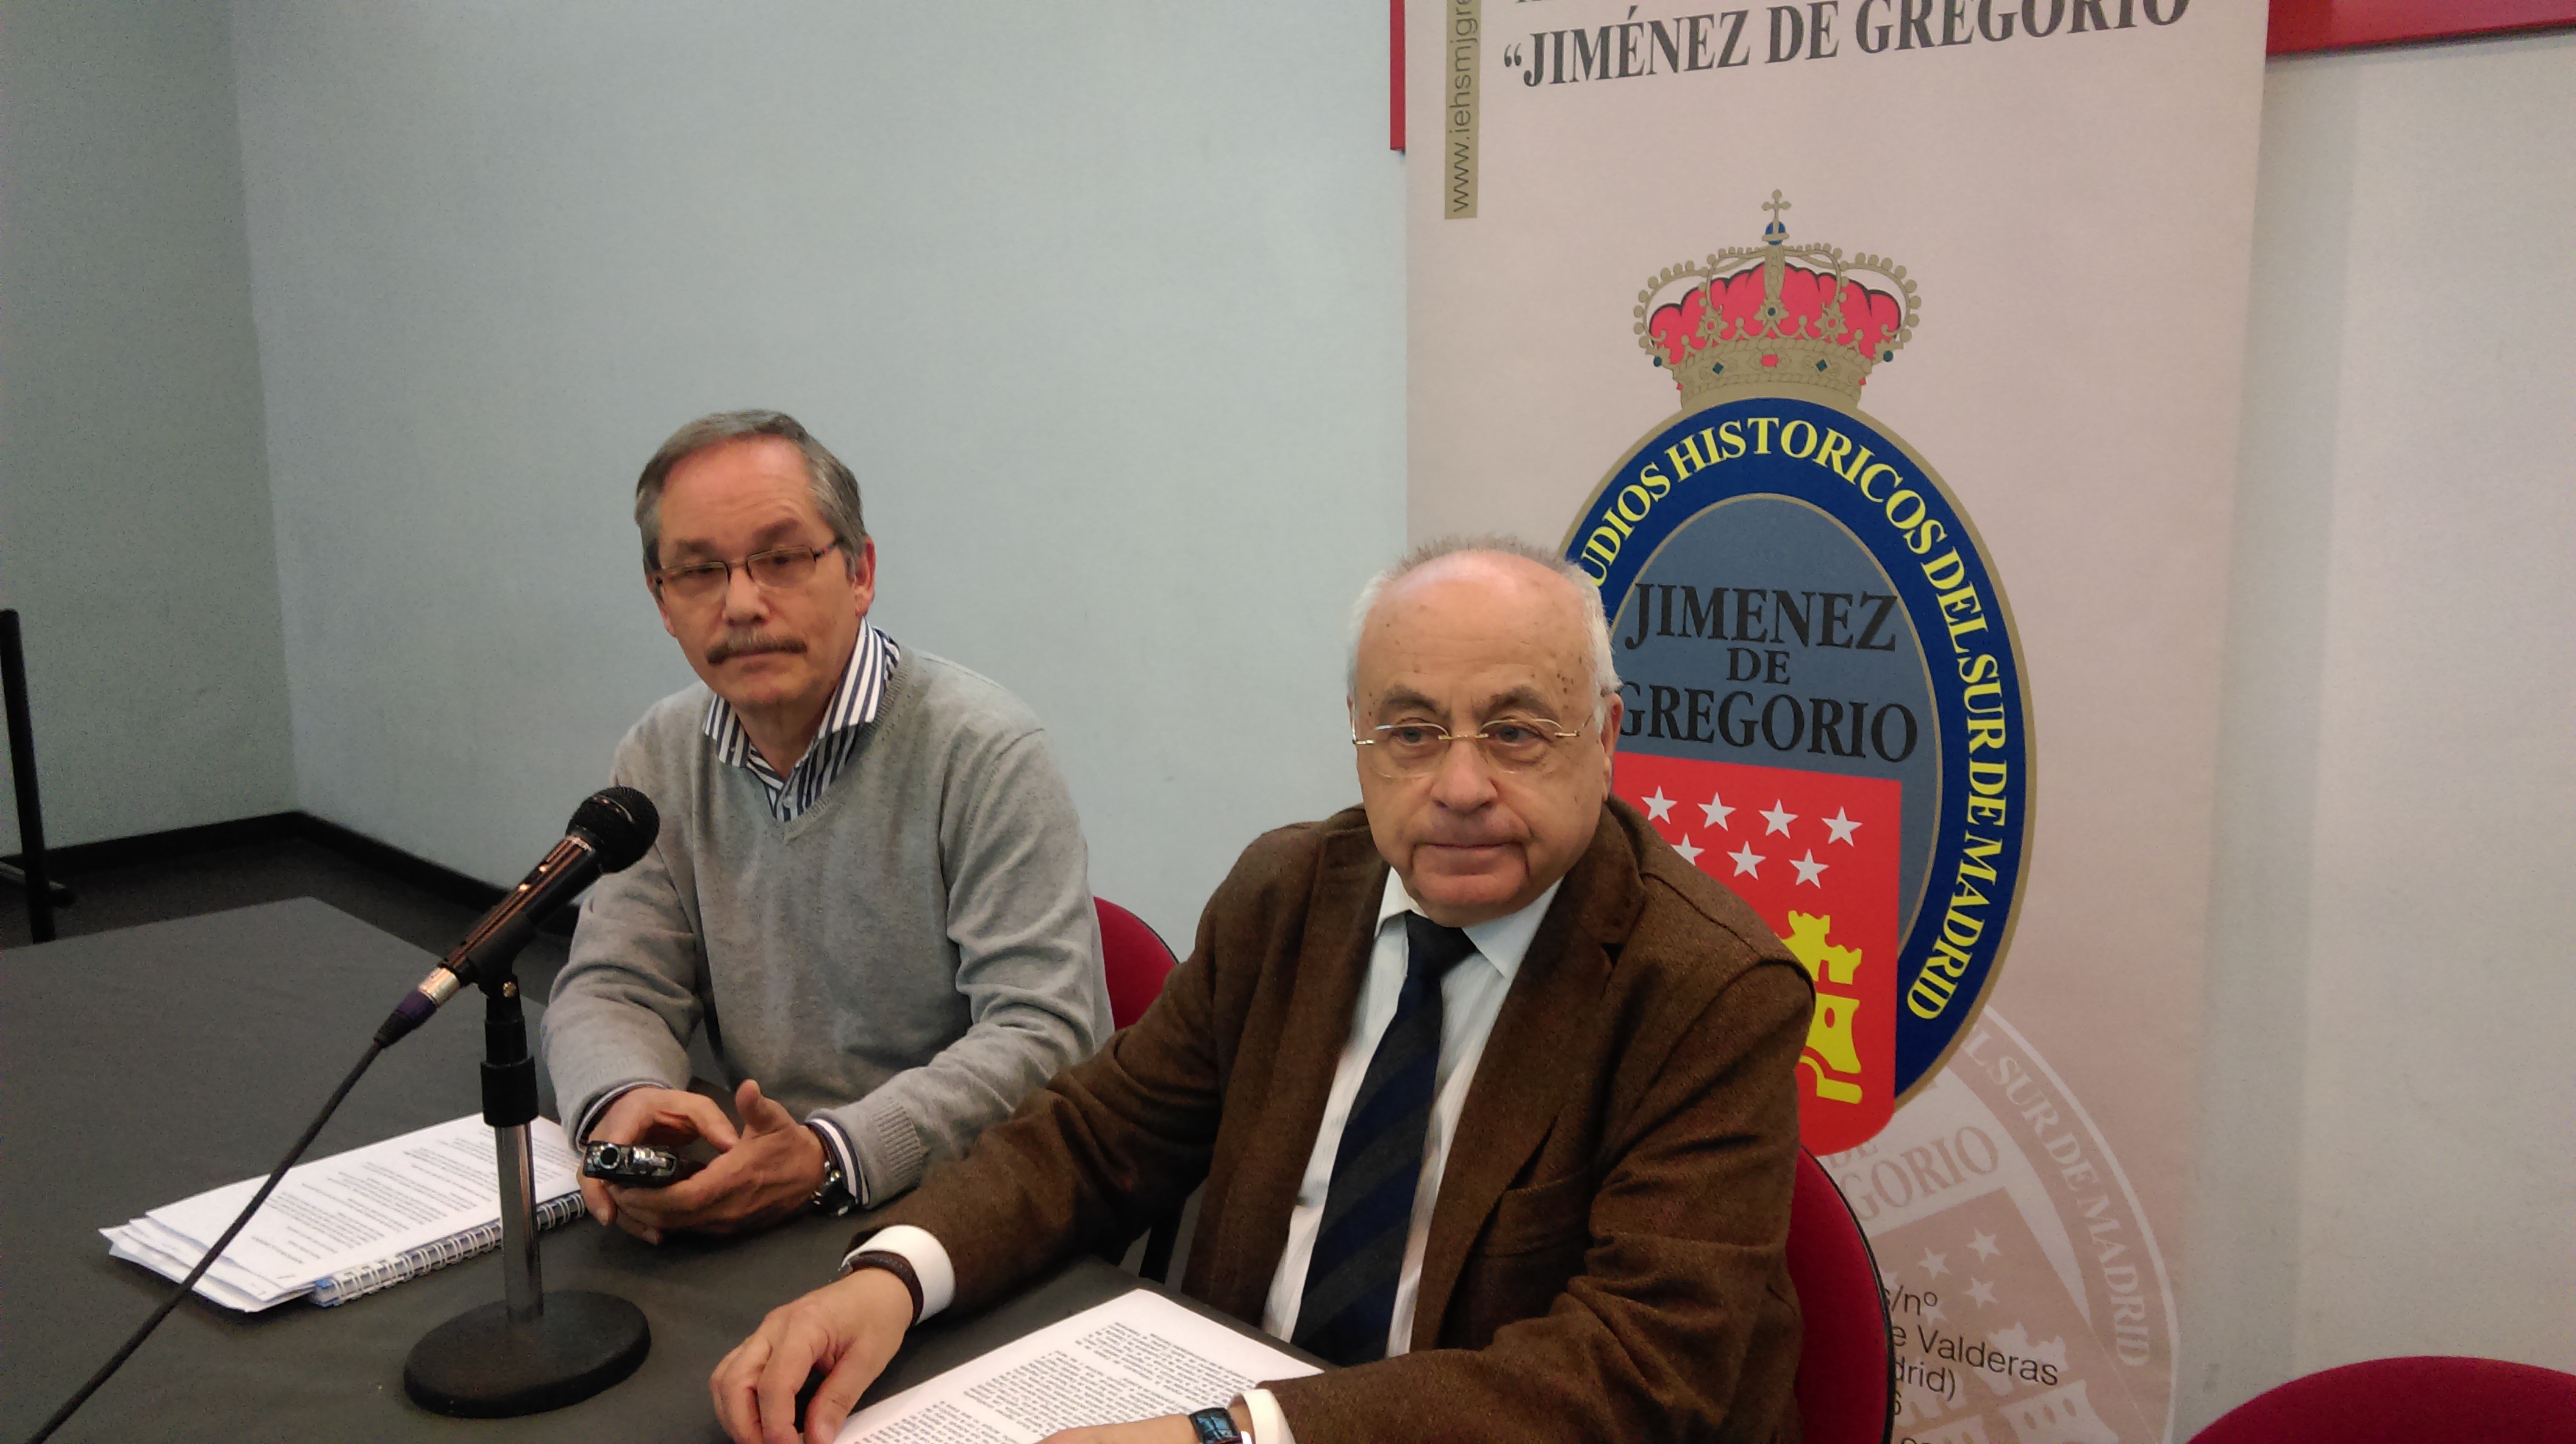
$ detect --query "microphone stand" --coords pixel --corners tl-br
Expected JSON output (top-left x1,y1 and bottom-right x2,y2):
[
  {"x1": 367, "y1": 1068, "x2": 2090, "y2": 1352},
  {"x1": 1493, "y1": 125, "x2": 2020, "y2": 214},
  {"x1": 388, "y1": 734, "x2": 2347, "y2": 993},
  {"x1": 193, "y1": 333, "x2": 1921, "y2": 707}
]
[{"x1": 403, "y1": 963, "x2": 650, "y2": 1416}]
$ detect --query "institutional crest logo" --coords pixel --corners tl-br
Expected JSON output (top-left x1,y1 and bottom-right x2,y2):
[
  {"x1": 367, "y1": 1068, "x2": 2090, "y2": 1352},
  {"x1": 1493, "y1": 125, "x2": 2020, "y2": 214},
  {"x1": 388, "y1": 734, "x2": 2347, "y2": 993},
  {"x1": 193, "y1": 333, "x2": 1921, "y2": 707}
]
[
  {"x1": 1827, "y1": 1007, "x2": 2180, "y2": 1441},
  {"x1": 1563, "y1": 193, "x2": 2033, "y2": 1154}
]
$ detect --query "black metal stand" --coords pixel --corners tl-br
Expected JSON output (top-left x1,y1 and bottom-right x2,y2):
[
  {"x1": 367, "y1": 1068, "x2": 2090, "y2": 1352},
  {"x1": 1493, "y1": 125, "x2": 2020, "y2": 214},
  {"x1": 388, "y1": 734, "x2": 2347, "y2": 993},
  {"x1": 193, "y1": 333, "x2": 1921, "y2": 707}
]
[
  {"x1": 2, "y1": 610, "x2": 60, "y2": 943},
  {"x1": 403, "y1": 981, "x2": 648, "y2": 1417}
]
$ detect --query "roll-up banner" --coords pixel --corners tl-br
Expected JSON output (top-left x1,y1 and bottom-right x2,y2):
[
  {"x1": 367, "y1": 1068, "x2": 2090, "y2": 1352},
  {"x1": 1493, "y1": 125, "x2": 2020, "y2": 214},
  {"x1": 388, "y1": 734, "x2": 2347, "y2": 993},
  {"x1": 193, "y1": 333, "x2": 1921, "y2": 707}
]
[{"x1": 1408, "y1": 4, "x2": 2266, "y2": 1438}]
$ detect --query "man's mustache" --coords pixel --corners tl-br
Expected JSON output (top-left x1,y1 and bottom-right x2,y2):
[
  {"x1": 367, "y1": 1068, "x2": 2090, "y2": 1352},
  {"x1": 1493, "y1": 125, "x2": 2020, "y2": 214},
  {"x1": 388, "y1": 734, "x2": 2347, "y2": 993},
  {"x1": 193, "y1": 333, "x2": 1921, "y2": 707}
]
[{"x1": 706, "y1": 632, "x2": 807, "y2": 665}]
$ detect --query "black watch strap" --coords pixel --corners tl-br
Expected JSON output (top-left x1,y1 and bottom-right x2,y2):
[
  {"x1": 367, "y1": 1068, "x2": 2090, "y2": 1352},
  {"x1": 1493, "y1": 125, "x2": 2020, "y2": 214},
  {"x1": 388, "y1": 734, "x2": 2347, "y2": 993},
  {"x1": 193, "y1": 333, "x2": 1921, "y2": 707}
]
[
  {"x1": 1188, "y1": 1406, "x2": 1243, "y2": 1443},
  {"x1": 843, "y1": 1249, "x2": 925, "y2": 1324}
]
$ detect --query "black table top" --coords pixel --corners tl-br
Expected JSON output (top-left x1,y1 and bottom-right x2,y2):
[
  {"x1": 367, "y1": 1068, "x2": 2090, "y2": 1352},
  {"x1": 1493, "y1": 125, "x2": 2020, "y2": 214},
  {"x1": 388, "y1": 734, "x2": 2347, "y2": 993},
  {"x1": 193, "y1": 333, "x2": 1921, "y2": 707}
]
[{"x1": 0, "y1": 899, "x2": 1244, "y2": 1443}]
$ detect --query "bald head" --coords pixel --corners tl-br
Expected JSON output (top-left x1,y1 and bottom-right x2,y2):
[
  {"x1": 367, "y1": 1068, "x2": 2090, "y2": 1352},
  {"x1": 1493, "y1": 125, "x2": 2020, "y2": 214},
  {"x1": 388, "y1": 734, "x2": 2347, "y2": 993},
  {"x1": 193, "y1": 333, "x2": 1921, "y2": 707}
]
[
  {"x1": 1351, "y1": 552, "x2": 1597, "y2": 712},
  {"x1": 1346, "y1": 537, "x2": 1619, "y2": 718},
  {"x1": 1347, "y1": 539, "x2": 1626, "y2": 927}
]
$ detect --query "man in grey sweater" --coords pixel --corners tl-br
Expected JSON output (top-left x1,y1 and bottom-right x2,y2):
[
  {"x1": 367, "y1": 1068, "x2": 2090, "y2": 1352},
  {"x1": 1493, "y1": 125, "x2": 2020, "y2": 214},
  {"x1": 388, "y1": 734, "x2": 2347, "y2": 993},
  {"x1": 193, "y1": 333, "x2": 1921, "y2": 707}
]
[{"x1": 545, "y1": 410, "x2": 1109, "y2": 1242}]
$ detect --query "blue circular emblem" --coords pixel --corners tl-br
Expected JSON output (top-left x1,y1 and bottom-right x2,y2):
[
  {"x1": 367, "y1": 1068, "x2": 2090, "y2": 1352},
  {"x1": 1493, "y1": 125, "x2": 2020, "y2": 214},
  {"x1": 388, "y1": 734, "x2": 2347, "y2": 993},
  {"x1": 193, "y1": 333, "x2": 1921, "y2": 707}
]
[{"x1": 1565, "y1": 393, "x2": 2032, "y2": 1141}]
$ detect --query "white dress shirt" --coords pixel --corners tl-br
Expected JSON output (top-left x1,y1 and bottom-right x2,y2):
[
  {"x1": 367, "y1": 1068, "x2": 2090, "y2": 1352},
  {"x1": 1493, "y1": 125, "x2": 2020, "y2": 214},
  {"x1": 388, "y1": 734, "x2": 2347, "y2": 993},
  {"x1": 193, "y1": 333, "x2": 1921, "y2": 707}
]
[{"x1": 852, "y1": 873, "x2": 1562, "y2": 1444}]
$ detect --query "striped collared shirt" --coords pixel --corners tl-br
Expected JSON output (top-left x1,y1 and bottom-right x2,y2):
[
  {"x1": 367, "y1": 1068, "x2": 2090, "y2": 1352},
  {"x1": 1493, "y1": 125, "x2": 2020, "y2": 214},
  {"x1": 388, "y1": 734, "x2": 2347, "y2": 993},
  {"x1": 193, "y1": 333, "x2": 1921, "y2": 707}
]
[{"x1": 703, "y1": 623, "x2": 902, "y2": 822}]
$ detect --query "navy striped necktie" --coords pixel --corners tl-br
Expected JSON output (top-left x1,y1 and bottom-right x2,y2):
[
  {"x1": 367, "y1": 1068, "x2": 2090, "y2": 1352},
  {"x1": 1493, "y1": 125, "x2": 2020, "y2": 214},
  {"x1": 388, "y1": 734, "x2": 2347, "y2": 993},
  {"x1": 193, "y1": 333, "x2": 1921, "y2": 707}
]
[{"x1": 1292, "y1": 911, "x2": 1479, "y2": 1366}]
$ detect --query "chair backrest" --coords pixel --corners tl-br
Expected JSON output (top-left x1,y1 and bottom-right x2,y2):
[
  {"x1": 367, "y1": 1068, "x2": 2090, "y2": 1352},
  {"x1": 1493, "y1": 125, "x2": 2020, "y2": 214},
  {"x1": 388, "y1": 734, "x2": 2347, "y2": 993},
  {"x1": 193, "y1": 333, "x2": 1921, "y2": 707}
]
[
  {"x1": 2189, "y1": 1356, "x2": 2576, "y2": 1444},
  {"x1": 1095, "y1": 898, "x2": 1178, "y2": 1031},
  {"x1": 1786, "y1": 1148, "x2": 1895, "y2": 1444}
]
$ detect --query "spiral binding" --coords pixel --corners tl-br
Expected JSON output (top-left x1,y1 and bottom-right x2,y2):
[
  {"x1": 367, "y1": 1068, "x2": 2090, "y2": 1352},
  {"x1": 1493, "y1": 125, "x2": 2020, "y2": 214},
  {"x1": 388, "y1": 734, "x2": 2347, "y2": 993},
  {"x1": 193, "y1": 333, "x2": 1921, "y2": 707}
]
[{"x1": 310, "y1": 1191, "x2": 586, "y2": 1306}]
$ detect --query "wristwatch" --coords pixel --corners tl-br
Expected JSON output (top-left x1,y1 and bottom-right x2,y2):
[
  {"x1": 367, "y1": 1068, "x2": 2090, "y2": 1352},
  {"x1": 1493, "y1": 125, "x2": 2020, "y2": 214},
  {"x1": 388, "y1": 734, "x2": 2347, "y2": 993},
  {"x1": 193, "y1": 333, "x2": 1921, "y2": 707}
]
[
  {"x1": 844, "y1": 1249, "x2": 926, "y2": 1323},
  {"x1": 806, "y1": 1123, "x2": 855, "y2": 1214},
  {"x1": 1187, "y1": 1407, "x2": 1243, "y2": 1443}
]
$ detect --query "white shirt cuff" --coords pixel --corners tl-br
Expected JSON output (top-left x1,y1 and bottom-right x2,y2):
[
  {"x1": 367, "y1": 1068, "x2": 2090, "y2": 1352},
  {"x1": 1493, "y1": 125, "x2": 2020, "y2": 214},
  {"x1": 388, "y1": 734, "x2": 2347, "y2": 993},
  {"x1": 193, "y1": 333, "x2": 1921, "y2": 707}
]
[
  {"x1": 803, "y1": 1115, "x2": 865, "y2": 1209},
  {"x1": 1241, "y1": 1388, "x2": 1294, "y2": 1444},
  {"x1": 840, "y1": 1224, "x2": 957, "y2": 1320}
]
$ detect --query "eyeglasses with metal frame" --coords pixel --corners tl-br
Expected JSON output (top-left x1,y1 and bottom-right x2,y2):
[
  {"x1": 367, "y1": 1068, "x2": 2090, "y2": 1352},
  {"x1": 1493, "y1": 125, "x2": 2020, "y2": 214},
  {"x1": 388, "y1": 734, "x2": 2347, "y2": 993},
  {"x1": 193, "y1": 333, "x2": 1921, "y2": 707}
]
[
  {"x1": 1351, "y1": 715, "x2": 1586, "y2": 779},
  {"x1": 651, "y1": 540, "x2": 842, "y2": 605}
]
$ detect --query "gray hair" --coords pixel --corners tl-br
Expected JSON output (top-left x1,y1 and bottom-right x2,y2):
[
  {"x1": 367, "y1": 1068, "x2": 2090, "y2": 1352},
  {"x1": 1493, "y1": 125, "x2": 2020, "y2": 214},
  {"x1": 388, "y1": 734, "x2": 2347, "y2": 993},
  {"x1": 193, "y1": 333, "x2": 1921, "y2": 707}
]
[
  {"x1": 634, "y1": 410, "x2": 867, "y2": 572},
  {"x1": 1346, "y1": 534, "x2": 1621, "y2": 724}
]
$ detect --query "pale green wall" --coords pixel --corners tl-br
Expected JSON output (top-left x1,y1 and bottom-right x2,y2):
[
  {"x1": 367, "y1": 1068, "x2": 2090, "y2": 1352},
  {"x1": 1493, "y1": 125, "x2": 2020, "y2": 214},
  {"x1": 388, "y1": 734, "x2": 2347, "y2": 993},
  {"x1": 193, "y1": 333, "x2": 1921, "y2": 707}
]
[
  {"x1": 228, "y1": 3, "x2": 1406, "y2": 943},
  {"x1": 0, "y1": 1, "x2": 296, "y2": 846}
]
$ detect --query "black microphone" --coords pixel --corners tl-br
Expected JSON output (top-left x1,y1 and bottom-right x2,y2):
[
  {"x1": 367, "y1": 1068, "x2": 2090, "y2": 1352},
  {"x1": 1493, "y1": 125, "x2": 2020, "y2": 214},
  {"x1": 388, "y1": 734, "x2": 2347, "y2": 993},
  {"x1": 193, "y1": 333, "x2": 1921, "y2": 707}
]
[{"x1": 373, "y1": 787, "x2": 659, "y2": 1047}]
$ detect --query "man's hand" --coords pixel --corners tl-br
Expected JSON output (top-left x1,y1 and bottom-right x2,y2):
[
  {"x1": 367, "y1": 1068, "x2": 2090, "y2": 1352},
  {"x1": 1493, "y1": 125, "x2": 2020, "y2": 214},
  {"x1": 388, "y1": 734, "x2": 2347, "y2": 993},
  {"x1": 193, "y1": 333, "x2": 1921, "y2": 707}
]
[
  {"x1": 712, "y1": 1267, "x2": 915, "y2": 1444},
  {"x1": 588, "y1": 1080, "x2": 829, "y2": 1243},
  {"x1": 581, "y1": 1084, "x2": 739, "y2": 1231}
]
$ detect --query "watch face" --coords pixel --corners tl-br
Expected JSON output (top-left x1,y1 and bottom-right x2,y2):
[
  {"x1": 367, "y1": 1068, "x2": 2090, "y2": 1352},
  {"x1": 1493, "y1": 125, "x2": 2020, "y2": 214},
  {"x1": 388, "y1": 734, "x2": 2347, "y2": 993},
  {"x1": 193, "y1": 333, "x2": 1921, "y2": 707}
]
[{"x1": 810, "y1": 1159, "x2": 848, "y2": 1211}]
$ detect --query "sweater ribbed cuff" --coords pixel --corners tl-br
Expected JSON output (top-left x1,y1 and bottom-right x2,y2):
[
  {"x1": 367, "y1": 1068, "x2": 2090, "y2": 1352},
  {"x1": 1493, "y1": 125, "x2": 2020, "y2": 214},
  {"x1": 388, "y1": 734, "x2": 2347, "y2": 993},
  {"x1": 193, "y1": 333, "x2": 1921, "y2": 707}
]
[{"x1": 846, "y1": 1090, "x2": 928, "y2": 1205}]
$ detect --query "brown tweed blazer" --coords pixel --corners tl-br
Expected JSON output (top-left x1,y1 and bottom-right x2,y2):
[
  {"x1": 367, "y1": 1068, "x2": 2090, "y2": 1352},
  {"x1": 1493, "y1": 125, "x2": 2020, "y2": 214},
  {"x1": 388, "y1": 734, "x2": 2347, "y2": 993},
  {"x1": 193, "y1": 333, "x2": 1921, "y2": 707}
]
[{"x1": 859, "y1": 798, "x2": 1814, "y2": 1443}]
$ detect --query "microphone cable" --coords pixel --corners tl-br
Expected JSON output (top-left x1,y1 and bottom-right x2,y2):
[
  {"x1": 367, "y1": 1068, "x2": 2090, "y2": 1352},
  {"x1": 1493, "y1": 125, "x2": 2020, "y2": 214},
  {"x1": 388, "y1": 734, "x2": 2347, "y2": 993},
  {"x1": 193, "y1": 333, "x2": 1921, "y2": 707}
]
[
  {"x1": 22, "y1": 788, "x2": 654, "y2": 1441},
  {"x1": 21, "y1": 1041, "x2": 385, "y2": 1444}
]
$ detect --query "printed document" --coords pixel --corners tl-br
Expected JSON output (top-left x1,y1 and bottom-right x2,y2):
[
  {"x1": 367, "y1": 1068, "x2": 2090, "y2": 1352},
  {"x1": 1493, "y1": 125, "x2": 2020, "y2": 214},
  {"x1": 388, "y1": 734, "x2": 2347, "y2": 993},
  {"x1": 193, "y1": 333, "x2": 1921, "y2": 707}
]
[
  {"x1": 102, "y1": 1114, "x2": 578, "y2": 1310},
  {"x1": 837, "y1": 1290, "x2": 1318, "y2": 1443}
]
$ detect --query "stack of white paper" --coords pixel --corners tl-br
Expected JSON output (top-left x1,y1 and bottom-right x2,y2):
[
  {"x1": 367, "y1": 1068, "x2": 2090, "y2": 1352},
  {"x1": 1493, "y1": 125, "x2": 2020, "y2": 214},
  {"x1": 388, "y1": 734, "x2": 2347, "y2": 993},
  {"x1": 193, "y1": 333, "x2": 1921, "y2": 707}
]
[
  {"x1": 103, "y1": 1115, "x2": 582, "y2": 1311},
  {"x1": 837, "y1": 1291, "x2": 1320, "y2": 1443}
]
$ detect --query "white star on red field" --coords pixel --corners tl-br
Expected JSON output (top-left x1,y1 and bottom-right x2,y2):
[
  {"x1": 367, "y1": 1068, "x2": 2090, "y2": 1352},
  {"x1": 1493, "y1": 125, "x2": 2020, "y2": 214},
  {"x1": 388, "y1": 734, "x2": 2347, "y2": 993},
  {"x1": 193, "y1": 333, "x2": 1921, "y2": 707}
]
[
  {"x1": 1642, "y1": 787, "x2": 1675, "y2": 822},
  {"x1": 1791, "y1": 851, "x2": 1827, "y2": 887},
  {"x1": 1728, "y1": 843, "x2": 1764, "y2": 877},
  {"x1": 1761, "y1": 801, "x2": 1798, "y2": 836},
  {"x1": 1700, "y1": 792, "x2": 1734, "y2": 829},
  {"x1": 1672, "y1": 835, "x2": 1703, "y2": 865},
  {"x1": 1822, "y1": 807, "x2": 1861, "y2": 845}
]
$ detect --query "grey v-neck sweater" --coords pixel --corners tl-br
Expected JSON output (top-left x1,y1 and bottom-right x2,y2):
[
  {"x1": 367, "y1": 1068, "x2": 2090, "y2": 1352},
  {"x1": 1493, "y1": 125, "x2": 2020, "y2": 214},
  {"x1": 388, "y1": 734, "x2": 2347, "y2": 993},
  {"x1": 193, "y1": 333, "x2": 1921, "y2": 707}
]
[{"x1": 542, "y1": 648, "x2": 1110, "y2": 1206}]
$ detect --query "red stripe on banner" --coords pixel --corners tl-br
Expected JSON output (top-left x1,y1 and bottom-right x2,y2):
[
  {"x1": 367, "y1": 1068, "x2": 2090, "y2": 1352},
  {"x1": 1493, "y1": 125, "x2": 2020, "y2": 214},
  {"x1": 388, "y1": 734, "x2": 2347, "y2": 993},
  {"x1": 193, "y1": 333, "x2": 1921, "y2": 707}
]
[
  {"x1": 2269, "y1": 0, "x2": 2576, "y2": 54},
  {"x1": 1390, "y1": 0, "x2": 1406, "y2": 152}
]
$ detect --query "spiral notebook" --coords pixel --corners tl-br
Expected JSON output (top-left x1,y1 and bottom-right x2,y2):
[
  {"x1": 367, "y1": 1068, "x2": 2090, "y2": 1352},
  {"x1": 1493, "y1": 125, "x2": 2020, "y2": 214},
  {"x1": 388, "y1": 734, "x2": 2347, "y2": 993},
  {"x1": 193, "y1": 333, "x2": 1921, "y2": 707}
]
[{"x1": 102, "y1": 1114, "x2": 585, "y2": 1312}]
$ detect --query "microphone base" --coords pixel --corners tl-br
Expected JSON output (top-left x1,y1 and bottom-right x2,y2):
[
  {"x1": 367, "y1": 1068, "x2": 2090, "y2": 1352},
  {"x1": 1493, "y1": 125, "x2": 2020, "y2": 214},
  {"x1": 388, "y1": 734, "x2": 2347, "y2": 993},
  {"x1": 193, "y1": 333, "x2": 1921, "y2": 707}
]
[{"x1": 404, "y1": 1290, "x2": 649, "y2": 1417}]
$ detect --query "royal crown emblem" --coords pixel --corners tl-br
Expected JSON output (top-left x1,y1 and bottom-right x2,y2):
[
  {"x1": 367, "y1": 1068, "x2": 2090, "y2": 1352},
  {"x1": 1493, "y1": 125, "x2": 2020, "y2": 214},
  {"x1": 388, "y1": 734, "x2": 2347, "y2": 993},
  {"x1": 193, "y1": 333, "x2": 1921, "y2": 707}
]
[{"x1": 1634, "y1": 191, "x2": 1920, "y2": 405}]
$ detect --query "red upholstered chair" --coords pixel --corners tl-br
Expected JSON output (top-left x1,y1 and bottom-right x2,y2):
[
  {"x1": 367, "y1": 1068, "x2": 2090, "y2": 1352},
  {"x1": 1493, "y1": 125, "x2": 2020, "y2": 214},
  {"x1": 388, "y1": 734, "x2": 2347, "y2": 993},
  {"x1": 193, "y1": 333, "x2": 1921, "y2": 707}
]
[
  {"x1": 1093, "y1": 898, "x2": 1184, "y2": 1279},
  {"x1": 1095, "y1": 898, "x2": 1178, "y2": 1031},
  {"x1": 1787, "y1": 1148, "x2": 1895, "y2": 1444},
  {"x1": 2189, "y1": 1356, "x2": 2576, "y2": 1444}
]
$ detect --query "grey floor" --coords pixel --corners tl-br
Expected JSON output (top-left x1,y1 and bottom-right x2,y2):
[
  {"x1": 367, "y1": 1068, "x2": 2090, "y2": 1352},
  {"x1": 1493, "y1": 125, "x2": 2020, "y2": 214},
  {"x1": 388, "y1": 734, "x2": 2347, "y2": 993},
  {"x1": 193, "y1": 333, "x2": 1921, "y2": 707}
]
[{"x1": 0, "y1": 838, "x2": 571, "y2": 999}]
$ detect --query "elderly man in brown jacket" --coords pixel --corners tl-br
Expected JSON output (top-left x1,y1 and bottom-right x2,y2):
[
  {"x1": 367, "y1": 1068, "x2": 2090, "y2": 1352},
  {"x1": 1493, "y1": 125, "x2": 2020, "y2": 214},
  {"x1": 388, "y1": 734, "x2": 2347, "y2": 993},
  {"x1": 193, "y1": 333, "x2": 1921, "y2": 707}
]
[{"x1": 714, "y1": 537, "x2": 1815, "y2": 1444}]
